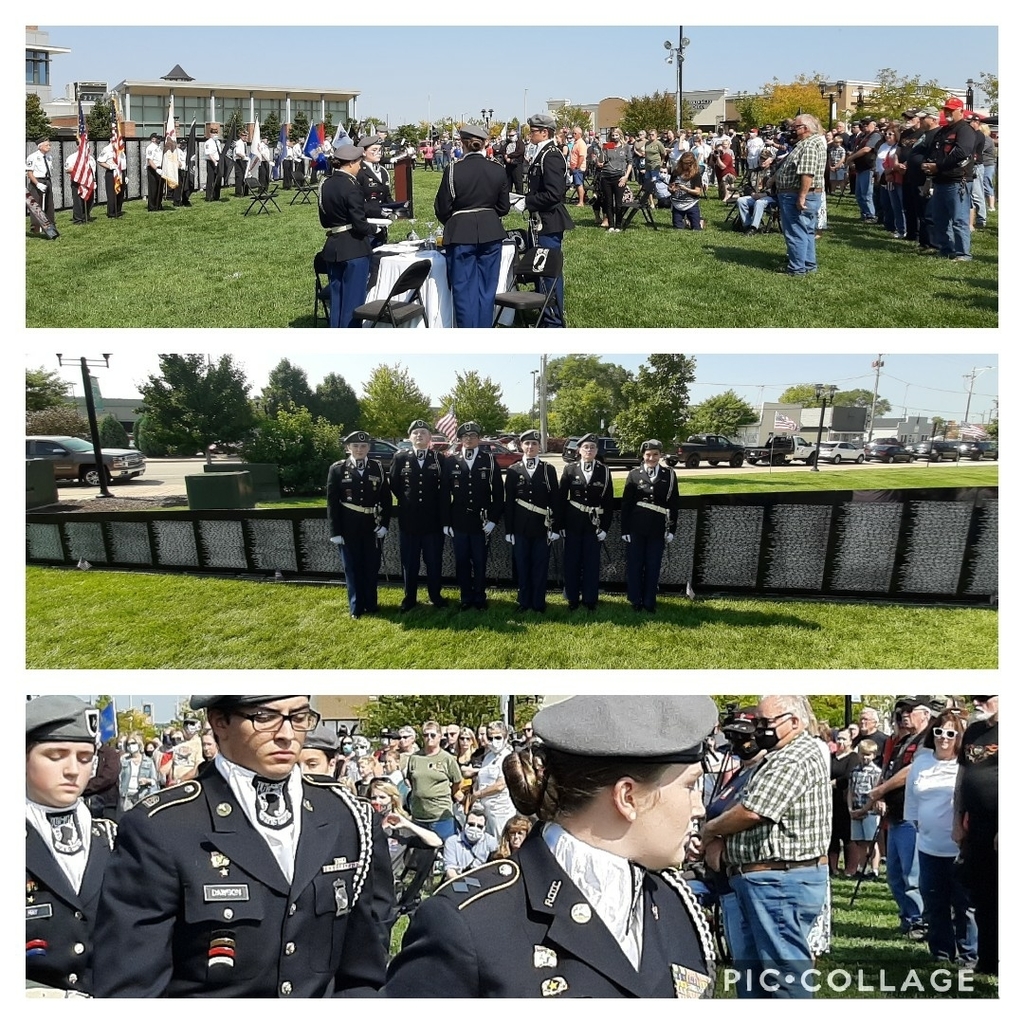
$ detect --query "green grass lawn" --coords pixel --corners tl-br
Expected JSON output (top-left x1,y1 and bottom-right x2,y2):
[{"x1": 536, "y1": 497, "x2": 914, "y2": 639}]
[{"x1": 26, "y1": 168, "x2": 998, "y2": 327}]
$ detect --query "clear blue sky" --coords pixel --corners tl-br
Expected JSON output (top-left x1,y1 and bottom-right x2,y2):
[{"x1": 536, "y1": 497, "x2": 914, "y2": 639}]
[
  {"x1": 40, "y1": 22, "x2": 998, "y2": 127},
  {"x1": 45, "y1": 351, "x2": 999, "y2": 424}
]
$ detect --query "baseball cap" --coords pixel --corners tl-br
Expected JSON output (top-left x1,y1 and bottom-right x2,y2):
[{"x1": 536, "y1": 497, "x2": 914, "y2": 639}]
[{"x1": 942, "y1": 96, "x2": 965, "y2": 111}]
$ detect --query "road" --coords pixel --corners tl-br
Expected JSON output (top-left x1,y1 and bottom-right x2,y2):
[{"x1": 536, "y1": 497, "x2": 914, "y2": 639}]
[{"x1": 50, "y1": 455, "x2": 979, "y2": 500}]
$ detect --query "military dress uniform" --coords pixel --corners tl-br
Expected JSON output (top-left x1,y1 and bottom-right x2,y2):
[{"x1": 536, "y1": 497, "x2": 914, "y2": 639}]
[
  {"x1": 524, "y1": 115, "x2": 575, "y2": 328},
  {"x1": 505, "y1": 433, "x2": 561, "y2": 612},
  {"x1": 205, "y1": 131, "x2": 223, "y2": 201},
  {"x1": 558, "y1": 441, "x2": 613, "y2": 611},
  {"x1": 233, "y1": 135, "x2": 249, "y2": 196},
  {"x1": 387, "y1": 821, "x2": 715, "y2": 998},
  {"x1": 356, "y1": 136, "x2": 393, "y2": 250},
  {"x1": 319, "y1": 148, "x2": 373, "y2": 329},
  {"x1": 441, "y1": 422, "x2": 504, "y2": 610},
  {"x1": 621, "y1": 444, "x2": 680, "y2": 613},
  {"x1": 145, "y1": 136, "x2": 164, "y2": 211},
  {"x1": 434, "y1": 125, "x2": 512, "y2": 328},
  {"x1": 92, "y1": 759, "x2": 389, "y2": 997},
  {"x1": 390, "y1": 422, "x2": 447, "y2": 611},
  {"x1": 327, "y1": 435, "x2": 392, "y2": 618}
]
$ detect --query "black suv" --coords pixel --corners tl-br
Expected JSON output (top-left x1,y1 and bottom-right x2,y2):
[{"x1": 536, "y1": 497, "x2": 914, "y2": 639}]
[
  {"x1": 562, "y1": 436, "x2": 640, "y2": 468},
  {"x1": 957, "y1": 441, "x2": 997, "y2": 461},
  {"x1": 910, "y1": 440, "x2": 960, "y2": 462},
  {"x1": 864, "y1": 440, "x2": 913, "y2": 463}
]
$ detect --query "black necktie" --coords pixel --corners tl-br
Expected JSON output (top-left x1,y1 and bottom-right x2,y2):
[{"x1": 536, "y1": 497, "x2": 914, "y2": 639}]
[
  {"x1": 252, "y1": 776, "x2": 293, "y2": 830},
  {"x1": 46, "y1": 810, "x2": 84, "y2": 856}
]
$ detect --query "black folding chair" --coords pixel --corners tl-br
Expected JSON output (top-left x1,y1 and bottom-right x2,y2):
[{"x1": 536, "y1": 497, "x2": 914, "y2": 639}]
[
  {"x1": 313, "y1": 252, "x2": 331, "y2": 327},
  {"x1": 621, "y1": 179, "x2": 659, "y2": 230},
  {"x1": 352, "y1": 258, "x2": 431, "y2": 328},
  {"x1": 492, "y1": 245, "x2": 564, "y2": 328},
  {"x1": 243, "y1": 177, "x2": 281, "y2": 216},
  {"x1": 289, "y1": 169, "x2": 317, "y2": 206}
]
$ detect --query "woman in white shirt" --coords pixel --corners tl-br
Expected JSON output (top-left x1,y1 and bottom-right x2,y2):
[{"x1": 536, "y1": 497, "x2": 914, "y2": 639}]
[
  {"x1": 904, "y1": 710, "x2": 977, "y2": 966},
  {"x1": 474, "y1": 720, "x2": 516, "y2": 836}
]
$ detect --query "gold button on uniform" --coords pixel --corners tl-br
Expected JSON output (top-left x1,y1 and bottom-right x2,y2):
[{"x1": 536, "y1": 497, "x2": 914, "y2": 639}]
[
  {"x1": 281, "y1": 981, "x2": 293, "y2": 996},
  {"x1": 284, "y1": 943, "x2": 296, "y2": 955}
]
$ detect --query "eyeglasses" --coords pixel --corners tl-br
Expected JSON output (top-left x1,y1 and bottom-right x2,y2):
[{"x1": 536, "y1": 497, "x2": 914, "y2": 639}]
[
  {"x1": 487, "y1": 735, "x2": 505, "y2": 742},
  {"x1": 793, "y1": 125, "x2": 809, "y2": 133},
  {"x1": 424, "y1": 732, "x2": 439, "y2": 739},
  {"x1": 238, "y1": 708, "x2": 321, "y2": 733},
  {"x1": 933, "y1": 727, "x2": 959, "y2": 740},
  {"x1": 757, "y1": 713, "x2": 795, "y2": 728}
]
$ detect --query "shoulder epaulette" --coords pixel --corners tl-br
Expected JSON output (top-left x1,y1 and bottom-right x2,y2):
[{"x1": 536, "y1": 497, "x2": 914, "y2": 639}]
[
  {"x1": 434, "y1": 859, "x2": 521, "y2": 910},
  {"x1": 91, "y1": 817, "x2": 118, "y2": 849},
  {"x1": 140, "y1": 781, "x2": 203, "y2": 817}
]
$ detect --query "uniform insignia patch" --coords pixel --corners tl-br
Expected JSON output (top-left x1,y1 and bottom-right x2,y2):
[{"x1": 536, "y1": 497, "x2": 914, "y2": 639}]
[
  {"x1": 333, "y1": 878, "x2": 350, "y2": 917},
  {"x1": 216, "y1": 803, "x2": 233, "y2": 817},
  {"x1": 544, "y1": 881, "x2": 562, "y2": 907},
  {"x1": 211, "y1": 852, "x2": 230, "y2": 870},
  {"x1": 26, "y1": 880, "x2": 38, "y2": 893},
  {"x1": 26, "y1": 938, "x2": 49, "y2": 954},
  {"x1": 321, "y1": 858, "x2": 360, "y2": 874},
  {"x1": 671, "y1": 964, "x2": 712, "y2": 999},
  {"x1": 208, "y1": 934, "x2": 236, "y2": 969},
  {"x1": 542, "y1": 977, "x2": 569, "y2": 997},
  {"x1": 143, "y1": 795, "x2": 160, "y2": 809},
  {"x1": 534, "y1": 946, "x2": 558, "y2": 969},
  {"x1": 47, "y1": 811, "x2": 83, "y2": 855},
  {"x1": 570, "y1": 903, "x2": 592, "y2": 924}
]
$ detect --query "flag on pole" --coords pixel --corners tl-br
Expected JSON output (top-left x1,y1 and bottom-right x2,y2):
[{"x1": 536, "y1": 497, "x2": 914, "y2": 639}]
[
  {"x1": 183, "y1": 120, "x2": 198, "y2": 201},
  {"x1": 961, "y1": 423, "x2": 989, "y2": 440},
  {"x1": 273, "y1": 123, "x2": 288, "y2": 181},
  {"x1": 331, "y1": 122, "x2": 353, "y2": 150},
  {"x1": 436, "y1": 406, "x2": 459, "y2": 444},
  {"x1": 98, "y1": 699, "x2": 117, "y2": 744},
  {"x1": 69, "y1": 100, "x2": 95, "y2": 201},
  {"x1": 161, "y1": 97, "x2": 180, "y2": 190},
  {"x1": 165, "y1": 97, "x2": 177, "y2": 144},
  {"x1": 303, "y1": 122, "x2": 329, "y2": 169},
  {"x1": 246, "y1": 119, "x2": 263, "y2": 178},
  {"x1": 773, "y1": 411, "x2": 798, "y2": 432},
  {"x1": 109, "y1": 97, "x2": 126, "y2": 194}
]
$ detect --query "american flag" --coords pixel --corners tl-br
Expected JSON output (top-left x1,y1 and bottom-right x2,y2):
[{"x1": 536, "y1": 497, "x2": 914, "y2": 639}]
[
  {"x1": 961, "y1": 423, "x2": 989, "y2": 440},
  {"x1": 69, "y1": 99, "x2": 95, "y2": 201},
  {"x1": 109, "y1": 99, "x2": 125, "y2": 194},
  {"x1": 773, "y1": 411, "x2": 799, "y2": 432},
  {"x1": 436, "y1": 406, "x2": 459, "y2": 443}
]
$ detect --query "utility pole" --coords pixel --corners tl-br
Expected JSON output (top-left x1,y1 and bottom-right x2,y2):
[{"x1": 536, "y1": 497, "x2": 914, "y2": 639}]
[
  {"x1": 866, "y1": 354, "x2": 883, "y2": 440},
  {"x1": 961, "y1": 365, "x2": 995, "y2": 437},
  {"x1": 539, "y1": 354, "x2": 549, "y2": 452}
]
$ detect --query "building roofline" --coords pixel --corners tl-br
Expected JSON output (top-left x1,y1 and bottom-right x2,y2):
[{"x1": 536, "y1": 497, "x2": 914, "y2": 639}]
[
  {"x1": 27, "y1": 44, "x2": 71, "y2": 54},
  {"x1": 113, "y1": 80, "x2": 360, "y2": 97}
]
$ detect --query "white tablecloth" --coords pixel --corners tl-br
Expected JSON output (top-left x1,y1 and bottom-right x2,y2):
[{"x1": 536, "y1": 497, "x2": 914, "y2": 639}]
[{"x1": 364, "y1": 240, "x2": 517, "y2": 328}]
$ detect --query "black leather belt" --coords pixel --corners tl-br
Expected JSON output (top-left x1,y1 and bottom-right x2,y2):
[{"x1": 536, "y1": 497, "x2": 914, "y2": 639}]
[{"x1": 727, "y1": 857, "x2": 826, "y2": 877}]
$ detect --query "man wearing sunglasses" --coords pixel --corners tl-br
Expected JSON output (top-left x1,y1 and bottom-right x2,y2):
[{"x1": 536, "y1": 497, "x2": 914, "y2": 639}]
[{"x1": 93, "y1": 696, "x2": 390, "y2": 998}]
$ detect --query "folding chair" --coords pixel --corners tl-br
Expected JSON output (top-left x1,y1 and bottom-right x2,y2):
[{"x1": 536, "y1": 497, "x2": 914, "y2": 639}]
[
  {"x1": 313, "y1": 252, "x2": 331, "y2": 326},
  {"x1": 620, "y1": 178, "x2": 659, "y2": 230},
  {"x1": 492, "y1": 245, "x2": 564, "y2": 328},
  {"x1": 243, "y1": 177, "x2": 281, "y2": 216},
  {"x1": 352, "y1": 258, "x2": 431, "y2": 328},
  {"x1": 289, "y1": 169, "x2": 317, "y2": 206}
]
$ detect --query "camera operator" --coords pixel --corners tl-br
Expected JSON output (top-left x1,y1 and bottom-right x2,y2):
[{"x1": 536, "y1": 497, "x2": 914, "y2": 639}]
[
  {"x1": 713, "y1": 142, "x2": 736, "y2": 199},
  {"x1": 921, "y1": 97, "x2": 976, "y2": 261}
]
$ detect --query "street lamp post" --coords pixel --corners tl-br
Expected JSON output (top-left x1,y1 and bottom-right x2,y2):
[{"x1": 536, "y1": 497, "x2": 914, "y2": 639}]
[
  {"x1": 811, "y1": 384, "x2": 838, "y2": 472},
  {"x1": 817, "y1": 80, "x2": 845, "y2": 131},
  {"x1": 530, "y1": 369, "x2": 539, "y2": 425},
  {"x1": 966, "y1": 79, "x2": 975, "y2": 110},
  {"x1": 56, "y1": 353, "x2": 114, "y2": 497},
  {"x1": 856, "y1": 87, "x2": 865, "y2": 112},
  {"x1": 663, "y1": 28, "x2": 690, "y2": 131},
  {"x1": 479, "y1": 108, "x2": 493, "y2": 128}
]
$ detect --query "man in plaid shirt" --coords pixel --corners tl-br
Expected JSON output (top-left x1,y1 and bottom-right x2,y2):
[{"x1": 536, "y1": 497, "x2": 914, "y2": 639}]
[
  {"x1": 701, "y1": 695, "x2": 831, "y2": 998},
  {"x1": 773, "y1": 114, "x2": 828, "y2": 275}
]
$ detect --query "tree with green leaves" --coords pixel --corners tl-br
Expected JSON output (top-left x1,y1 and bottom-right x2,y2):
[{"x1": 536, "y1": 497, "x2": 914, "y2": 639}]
[
  {"x1": 262, "y1": 110, "x2": 281, "y2": 146},
  {"x1": 225, "y1": 108, "x2": 246, "y2": 138},
  {"x1": 99, "y1": 413, "x2": 130, "y2": 448},
  {"x1": 613, "y1": 354, "x2": 695, "y2": 453},
  {"x1": 241, "y1": 407, "x2": 343, "y2": 493},
  {"x1": 550, "y1": 380, "x2": 615, "y2": 438},
  {"x1": 866, "y1": 68, "x2": 947, "y2": 123},
  {"x1": 259, "y1": 358, "x2": 314, "y2": 416},
  {"x1": 358, "y1": 696, "x2": 540, "y2": 737},
  {"x1": 552, "y1": 104, "x2": 594, "y2": 133},
  {"x1": 26, "y1": 406, "x2": 90, "y2": 437},
  {"x1": 86, "y1": 99, "x2": 113, "y2": 141},
  {"x1": 504, "y1": 412, "x2": 535, "y2": 434},
  {"x1": 778, "y1": 384, "x2": 891, "y2": 416},
  {"x1": 436, "y1": 371, "x2": 509, "y2": 434},
  {"x1": 27, "y1": 367, "x2": 71, "y2": 411},
  {"x1": 736, "y1": 73, "x2": 831, "y2": 130},
  {"x1": 132, "y1": 412, "x2": 169, "y2": 457},
  {"x1": 394, "y1": 123, "x2": 420, "y2": 144},
  {"x1": 323, "y1": 111, "x2": 335, "y2": 141},
  {"x1": 546, "y1": 356, "x2": 630, "y2": 434},
  {"x1": 684, "y1": 390, "x2": 758, "y2": 438},
  {"x1": 137, "y1": 354, "x2": 256, "y2": 461},
  {"x1": 290, "y1": 109, "x2": 310, "y2": 144},
  {"x1": 360, "y1": 363, "x2": 431, "y2": 439},
  {"x1": 620, "y1": 91, "x2": 677, "y2": 136},
  {"x1": 313, "y1": 373, "x2": 361, "y2": 429},
  {"x1": 977, "y1": 72, "x2": 997, "y2": 114},
  {"x1": 26, "y1": 94, "x2": 53, "y2": 140}
]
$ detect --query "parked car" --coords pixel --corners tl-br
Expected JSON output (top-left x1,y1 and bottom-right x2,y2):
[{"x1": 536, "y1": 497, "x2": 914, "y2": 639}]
[
  {"x1": 26, "y1": 435, "x2": 146, "y2": 486},
  {"x1": 910, "y1": 440, "x2": 960, "y2": 462},
  {"x1": 430, "y1": 435, "x2": 450, "y2": 452},
  {"x1": 817, "y1": 441, "x2": 866, "y2": 464},
  {"x1": 665, "y1": 434, "x2": 746, "y2": 468},
  {"x1": 864, "y1": 441, "x2": 914, "y2": 463},
  {"x1": 957, "y1": 441, "x2": 998, "y2": 461},
  {"x1": 562, "y1": 436, "x2": 640, "y2": 468},
  {"x1": 448, "y1": 440, "x2": 522, "y2": 469},
  {"x1": 368, "y1": 439, "x2": 399, "y2": 469},
  {"x1": 744, "y1": 434, "x2": 819, "y2": 466}
]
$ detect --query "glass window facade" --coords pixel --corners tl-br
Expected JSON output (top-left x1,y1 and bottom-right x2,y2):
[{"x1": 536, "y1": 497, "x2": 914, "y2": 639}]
[
  {"x1": 325, "y1": 99, "x2": 350, "y2": 124},
  {"x1": 180, "y1": 96, "x2": 209, "y2": 126},
  {"x1": 26, "y1": 50, "x2": 50, "y2": 86},
  {"x1": 254, "y1": 97, "x2": 284, "y2": 122}
]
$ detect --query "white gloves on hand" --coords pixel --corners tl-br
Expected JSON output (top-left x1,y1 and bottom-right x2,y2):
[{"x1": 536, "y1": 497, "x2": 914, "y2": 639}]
[
  {"x1": 330, "y1": 535, "x2": 345, "y2": 546},
  {"x1": 482, "y1": 521, "x2": 495, "y2": 536},
  {"x1": 443, "y1": 526, "x2": 454, "y2": 538},
  {"x1": 548, "y1": 531, "x2": 560, "y2": 543},
  {"x1": 622, "y1": 534, "x2": 631, "y2": 543},
  {"x1": 375, "y1": 527, "x2": 388, "y2": 540},
  {"x1": 596, "y1": 530, "x2": 607, "y2": 542},
  {"x1": 666, "y1": 532, "x2": 675, "y2": 544},
  {"x1": 512, "y1": 196, "x2": 527, "y2": 213},
  {"x1": 505, "y1": 533, "x2": 515, "y2": 545}
]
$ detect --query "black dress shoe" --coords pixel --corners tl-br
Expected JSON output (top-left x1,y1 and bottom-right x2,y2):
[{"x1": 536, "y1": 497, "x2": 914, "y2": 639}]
[
  {"x1": 399, "y1": 598, "x2": 417, "y2": 612},
  {"x1": 350, "y1": 612, "x2": 361, "y2": 619},
  {"x1": 515, "y1": 605, "x2": 529, "y2": 613},
  {"x1": 632, "y1": 603, "x2": 643, "y2": 612},
  {"x1": 431, "y1": 596, "x2": 449, "y2": 608},
  {"x1": 460, "y1": 602, "x2": 473, "y2": 612},
  {"x1": 567, "y1": 602, "x2": 579, "y2": 611},
  {"x1": 476, "y1": 600, "x2": 488, "y2": 611}
]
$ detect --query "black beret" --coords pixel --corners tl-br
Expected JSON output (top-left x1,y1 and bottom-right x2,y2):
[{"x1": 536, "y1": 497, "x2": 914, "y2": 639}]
[
  {"x1": 344, "y1": 430, "x2": 371, "y2": 444},
  {"x1": 408, "y1": 419, "x2": 431, "y2": 433},
  {"x1": 457, "y1": 422, "x2": 482, "y2": 438},
  {"x1": 519, "y1": 430, "x2": 541, "y2": 443},
  {"x1": 640, "y1": 439, "x2": 663, "y2": 452},
  {"x1": 535, "y1": 695, "x2": 719, "y2": 763},
  {"x1": 26, "y1": 696, "x2": 99, "y2": 745},
  {"x1": 189, "y1": 696, "x2": 309, "y2": 710},
  {"x1": 578, "y1": 433, "x2": 599, "y2": 446}
]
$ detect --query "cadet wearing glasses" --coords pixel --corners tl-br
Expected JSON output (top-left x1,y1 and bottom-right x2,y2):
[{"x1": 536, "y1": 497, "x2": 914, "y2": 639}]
[{"x1": 93, "y1": 696, "x2": 390, "y2": 998}]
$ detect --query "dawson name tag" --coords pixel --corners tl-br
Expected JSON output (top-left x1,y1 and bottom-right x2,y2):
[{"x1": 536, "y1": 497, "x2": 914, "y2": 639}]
[
  {"x1": 26, "y1": 904, "x2": 53, "y2": 920},
  {"x1": 204, "y1": 885, "x2": 250, "y2": 902}
]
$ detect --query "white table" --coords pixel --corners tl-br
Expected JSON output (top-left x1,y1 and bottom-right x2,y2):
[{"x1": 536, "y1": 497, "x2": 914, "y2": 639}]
[{"x1": 364, "y1": 240, "x2": 517, "y2": 328}]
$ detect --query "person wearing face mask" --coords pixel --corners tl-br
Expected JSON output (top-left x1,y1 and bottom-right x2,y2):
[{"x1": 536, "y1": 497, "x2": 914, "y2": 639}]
[
  {"x1": 119, "y1": 733, "x2": 162, "y2": 812},
  {"x1": 700, "y1": 695, "x2": 831, "y2": 999},
  {"x1": 26, "y1": 696, "x2": 115, "y2": 996},
  {"x1": 473, "y1": 721, "x2": 517, "y2": 837},
  {"x1": 443, "y1": 804, "x2": 498, "y2": 878},
  {"x1": 387, "y1": 695, "x2": 719, "y2": 998},
  {"x1": 954, "y1": 696, "x2": 998, "y2": 975},
  {"x1": 168, "y1": 715, "x2": 204, "y2": 786}
]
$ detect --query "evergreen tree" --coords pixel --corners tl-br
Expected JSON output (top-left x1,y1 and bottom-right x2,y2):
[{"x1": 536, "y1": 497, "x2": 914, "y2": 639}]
[
  {"x1": 313, "y1": 373, "x2": 361, "y2": 429},
  {"x1": 260, "y1": 358, "x2": 314, "y2": 416},
  {"x1": 99, "y1": 413, "x2": 130, "y2": 448},
  {"x1": 87, "y1": 99, "x2": 113, "y2": 141},
  {"x1": 262, "y1": 110, "x2": 281, "y2": 145},
  {"x1": 26, "y1": 94, "x2": 53, "y2": 140},
  {"x1": 290, "y1": 109, "x2": 310, "y2": 144}
]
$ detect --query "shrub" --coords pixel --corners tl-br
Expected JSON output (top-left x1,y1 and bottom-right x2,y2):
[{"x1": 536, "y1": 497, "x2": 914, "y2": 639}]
[
  {"x1": 27, "y1": 407, "x2": 91, "y2": 437},
  {"x1": 99, "y1": 413, "x2": 130, "y2": 448},
  {"x1": 133, "y1": 413, "x2": 170, "y2": 457},
  {"x1": 241, "y1": 407, "x2": 343, "y2": 493}
]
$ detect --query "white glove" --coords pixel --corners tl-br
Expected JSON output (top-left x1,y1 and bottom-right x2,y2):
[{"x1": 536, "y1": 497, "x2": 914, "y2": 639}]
[
  {"x1": 512, "y1": 195, "x2": 527, "y2": 213},
  {"x1": 443, "y1": 526, "x2": 454, "y2": 538},
  {"x1": 375, "y1": 527, "x2": 388, "y2": 540},
  {"x1": 505, "y1": 533, "x2": 515, "y2": 545},
  {"x1": 482, "y1": 521, "x2": 495, "y2": 536},
  {"x1": 330, "y1": 535, "x2": 345, "y2": 546},
  {"x1": 560, "y1": 530, "x2": 566, "y2": 539},
  {"x1": 666, "y1": 532, "x2": 675, "y2": 544},
  {"x1": 37, "y1": 182, "x2": 48, "y2": 193},
  {"x1": 548, "y1": 531, "x2": 560, "y2": 543},
  {"x1": 596, "y1": 530, "x2": 607, "y2": 542},
  {"x1": 622, "y1": 534, "x2": 631, "y2": 543}
]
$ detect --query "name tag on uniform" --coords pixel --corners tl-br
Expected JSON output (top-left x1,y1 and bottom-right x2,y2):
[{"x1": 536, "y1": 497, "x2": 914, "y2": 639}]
[
  {"x1": 204, "y1": 885, "x2": 250, "y2": 902},
  {"x1": 321, "y1": 858, "x2": 360, "y2": 874},
  {"x1": 671, "y1": 964, "x2": 712, "y2": 998},
  {"x1": 26, "y1": 904, "x2": 52, "y2": 920}
]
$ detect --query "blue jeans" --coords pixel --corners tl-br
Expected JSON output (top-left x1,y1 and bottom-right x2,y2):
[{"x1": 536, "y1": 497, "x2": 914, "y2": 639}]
[
  {"x1": 535, "y1": 231, "x2": 565, "y2": 327},
  {"x1": 982, "y1": 164, "x2": 995, "y2": 201},
  {"x1": 929, "y1": 180, "x2": 972, "y2": 259},
  {"x1": 855, "y1": 168, "x2": 875, "y2": 218},
  {"x1": 777, "y1": 192, "x2": 821, "y2": 275},
  {"x1": 737, "y1": 195, "x2": 775, "y2": 230},
  {"x1": 918, "y1": 851, "x2": 977, "y2": 963},
  {"x1": 416, "y1": 816, "x2": 457, "y2": 842},
  {"x1": 729, "y1": 866, "x2": 828, "y2": 999},
  {"x1": 886, "y1": 819, "x2": 924, "y2": 929},
  {"x1": 879, "y1": 184, "x2": 906, "y2": 235}
]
